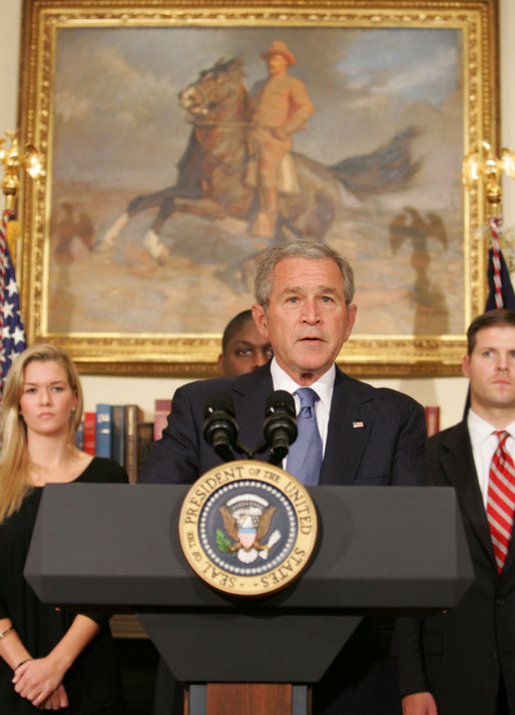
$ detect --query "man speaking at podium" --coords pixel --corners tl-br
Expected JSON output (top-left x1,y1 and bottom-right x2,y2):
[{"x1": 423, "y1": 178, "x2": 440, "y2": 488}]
[{"x1": 139, "y1": 239, "x2": 426, "y2": 714}]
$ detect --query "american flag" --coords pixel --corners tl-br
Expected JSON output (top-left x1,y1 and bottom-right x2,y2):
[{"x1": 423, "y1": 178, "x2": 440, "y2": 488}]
[
  {"x1": 0, "y1": 210, "x2": 26, "y2": 391},
  {"x1": 486, "y1": 216, "x2": 515, "y2": 310}
]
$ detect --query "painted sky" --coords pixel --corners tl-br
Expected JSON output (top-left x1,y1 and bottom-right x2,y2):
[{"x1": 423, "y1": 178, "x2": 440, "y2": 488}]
[{"x1": 51, "y1": 26, "x2": 461, "y2": 189}]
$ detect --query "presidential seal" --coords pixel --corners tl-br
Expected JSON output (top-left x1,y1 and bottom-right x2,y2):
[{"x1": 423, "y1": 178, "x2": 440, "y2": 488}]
[{"x1": 178, "y1": 460, "x2": 318, "y2": 596}]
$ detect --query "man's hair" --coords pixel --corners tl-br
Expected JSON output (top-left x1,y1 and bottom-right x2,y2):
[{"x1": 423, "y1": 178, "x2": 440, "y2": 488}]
[
  {"x1": 254, "y1": 240, "x2": 355, "y2": 310},
  {"x1": 467, "y1": 308, "x2": 515, "y2": 355},
  {"x1": 221, "y1": 310, "x2": 254, "y2": 354}
]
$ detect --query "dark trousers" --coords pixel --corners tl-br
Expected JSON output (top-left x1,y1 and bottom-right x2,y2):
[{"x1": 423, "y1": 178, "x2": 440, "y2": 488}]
[{"x1": 153, "y1": 658, "x2": 183, "y2": 715}]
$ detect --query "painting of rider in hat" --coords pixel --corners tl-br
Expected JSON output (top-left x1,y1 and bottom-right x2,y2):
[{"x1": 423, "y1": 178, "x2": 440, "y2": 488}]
[{"x1": 246, "y1": 40, "x2": 314, "y2": 238}]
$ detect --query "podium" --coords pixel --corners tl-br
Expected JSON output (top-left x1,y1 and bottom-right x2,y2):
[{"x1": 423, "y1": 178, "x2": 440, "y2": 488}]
[{"x1": 25, "y1": 484, "x2": 473, "y2": 715}]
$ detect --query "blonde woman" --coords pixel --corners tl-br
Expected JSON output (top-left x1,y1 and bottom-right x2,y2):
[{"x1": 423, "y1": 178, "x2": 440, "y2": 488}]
[{"x1": 0, "y1": 344, "x2": 127, "y2": 713}]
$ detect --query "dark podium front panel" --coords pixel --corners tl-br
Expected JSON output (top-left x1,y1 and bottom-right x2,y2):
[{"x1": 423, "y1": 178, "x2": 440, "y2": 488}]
[
  {"x1": 26, "y1": 484, "x2": 472, "y2": 610},
  {"x1": 25, "y1": 484, "x2": 473, "y2": 683}
]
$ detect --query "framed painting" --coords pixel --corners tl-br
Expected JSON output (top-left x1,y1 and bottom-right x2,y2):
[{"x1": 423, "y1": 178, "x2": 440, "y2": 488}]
[{"x1": 17, "y1": 0, "x2": 498, "y2": 375}]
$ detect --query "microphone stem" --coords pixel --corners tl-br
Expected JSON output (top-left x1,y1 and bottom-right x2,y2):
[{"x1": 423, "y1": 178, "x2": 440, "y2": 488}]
[{"x1": 235, "y1": 440, "x2": 252, "y2": 459}]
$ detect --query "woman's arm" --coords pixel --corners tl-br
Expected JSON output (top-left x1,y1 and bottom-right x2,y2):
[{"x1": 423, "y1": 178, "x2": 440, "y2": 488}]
[
  {"x1": 0, "y1": 617, "x2": 32, "y2": 671},
  {"x1": 12, "y1": 613, "x2": 100, "y2": 708}
]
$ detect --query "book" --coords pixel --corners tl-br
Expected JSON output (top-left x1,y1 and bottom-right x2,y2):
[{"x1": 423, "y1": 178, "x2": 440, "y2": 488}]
[
  {"x1": 95, "y1": 404, "x2": 113, "y2": 458},
  {"x1": 111, "y1": 405, "x2": 126, "y2": 467},
  {"x1": 125, "y1": 404, "x2": 143, "y2": 484},
  {"x1": 425, "y1": 406, "x2": 440, "y2": 437},
  {"x1": 154, "y1": 398, "x2": 171, "y2": 441},
  {"x1": 83, "y1": 412, "x2": 96, "y2": 456}
]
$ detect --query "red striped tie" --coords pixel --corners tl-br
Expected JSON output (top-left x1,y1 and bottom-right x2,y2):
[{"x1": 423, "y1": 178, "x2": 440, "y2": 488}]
[{"x1": 487, "y1": 430, "x2": 515, "y2": 573}]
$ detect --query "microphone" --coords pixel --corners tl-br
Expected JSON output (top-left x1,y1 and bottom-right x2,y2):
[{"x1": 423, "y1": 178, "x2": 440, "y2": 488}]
[
  {"x1": 203, "y1": 392, "x2": 238, "y2": 462},
  {"x1": 263, "y1": 390, "x2": 298, "y2": 465}
]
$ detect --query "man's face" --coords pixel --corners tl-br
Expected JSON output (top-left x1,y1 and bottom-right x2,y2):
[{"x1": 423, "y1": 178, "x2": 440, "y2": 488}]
[
  {"x1": 218, "y1": 319, "x2": 273, "y2": 377},
  {"x1": 266, "y1": 53, "x2": 288, "y2": 76},
  {"x1": 252, "y1": 257, "x2": 356, "y2": 386},
  {"x1": 463, "y1": 325, "x2": 515, "y2": 417}
]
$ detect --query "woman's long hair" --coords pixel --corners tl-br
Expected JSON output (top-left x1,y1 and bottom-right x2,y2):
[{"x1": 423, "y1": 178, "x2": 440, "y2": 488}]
[{"x1": 0, "y1": 343, "x2": 84, "y2": 522}]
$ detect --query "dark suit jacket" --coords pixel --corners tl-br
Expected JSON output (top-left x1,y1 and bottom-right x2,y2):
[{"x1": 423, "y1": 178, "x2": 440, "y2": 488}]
[
  {"x1": 140, "y1": 363, "x2": 426, "y2": 715},
  {"x1": 398, "y1": 422, "x2": 515, "y2": 715},
  {"x1": 139, "y1": 363, "x2": 425, "y2": 488}
]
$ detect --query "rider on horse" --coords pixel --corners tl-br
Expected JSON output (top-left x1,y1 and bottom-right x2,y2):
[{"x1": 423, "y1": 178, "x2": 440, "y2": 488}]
[{"x1": 246, "y1": 41, "x2": 314, "y2": 239}]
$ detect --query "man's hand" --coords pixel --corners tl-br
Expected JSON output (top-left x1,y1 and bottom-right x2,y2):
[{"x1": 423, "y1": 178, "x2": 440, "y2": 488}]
[
  {"x1": 12, "y1": 656, "x2": 67, "y2": 708},
  {"x1": 402, "y1": 692, "x2": 438, "y2": 715}
]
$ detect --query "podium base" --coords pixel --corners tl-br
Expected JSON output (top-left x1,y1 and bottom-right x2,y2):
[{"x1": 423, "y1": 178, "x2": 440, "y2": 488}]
[{"x1": 185, "y1": 684, "x2": 311, "y2": 715}]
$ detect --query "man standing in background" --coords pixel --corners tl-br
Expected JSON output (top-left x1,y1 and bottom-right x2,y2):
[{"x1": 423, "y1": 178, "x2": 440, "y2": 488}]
[
  {"x1": 400, "y1": 309, "x2": 515, "y2": 715},
  {"x1": 218, "y1": 309, "x2": 273, "y2": 377}
]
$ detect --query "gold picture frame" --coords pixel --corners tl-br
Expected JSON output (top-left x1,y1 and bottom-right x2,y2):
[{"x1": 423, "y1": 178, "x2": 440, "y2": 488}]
[{"x1": 18, "y1": 0, "x2": 498, "y2": 376}]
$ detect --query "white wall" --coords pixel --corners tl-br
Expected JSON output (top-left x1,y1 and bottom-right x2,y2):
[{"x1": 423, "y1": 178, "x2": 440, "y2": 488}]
[{"x1": 3, "y1": 0, "x2": 514, "y2": 428}]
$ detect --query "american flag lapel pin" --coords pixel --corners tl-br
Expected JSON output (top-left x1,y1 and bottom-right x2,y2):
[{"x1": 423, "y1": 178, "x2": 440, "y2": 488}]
[{"x1": 352, "y1": 420, "x2": 365, "y2": 429}]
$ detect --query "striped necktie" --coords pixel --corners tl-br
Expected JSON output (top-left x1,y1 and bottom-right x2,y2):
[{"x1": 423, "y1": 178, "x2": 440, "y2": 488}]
[
  {"x1": 286, "y1": 388, "x2": 323, "y2": 486},
  {"x1": 487, "y1": 430, "x2": 515, "y2": 573}
]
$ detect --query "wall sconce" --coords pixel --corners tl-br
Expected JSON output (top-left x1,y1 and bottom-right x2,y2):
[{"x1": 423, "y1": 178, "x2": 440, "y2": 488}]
[
  {"x1": 0, "y1": 129, "x2": 42, "y2": 210},
  {"x1": 462, "y1": 140, "x2": 515, "y2": 217},
  {"x1": 1, "y1": 130, "x2": 42, "y2": 268}
]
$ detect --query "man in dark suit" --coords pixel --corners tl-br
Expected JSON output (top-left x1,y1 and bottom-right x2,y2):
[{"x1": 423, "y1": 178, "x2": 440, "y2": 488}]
[
  {"x1": 139, "y1": 239, "x2": 426, "y2": 714},
  {"x1": 399, "y1": 309, "x2": 515, "y2": 715}
]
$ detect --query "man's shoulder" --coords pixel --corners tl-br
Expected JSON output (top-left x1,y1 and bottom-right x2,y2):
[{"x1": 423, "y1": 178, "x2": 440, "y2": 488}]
[
  {"x1": 427, "y1": 421, "x2": 468, "y2": 451},
  {"x1": 338, "y1": 370, "x2": 422, "y2": 409},
  {"x1": 175, "y1": 364, "x2": 271, "y2": 401},
  {"x1": 176, "y1": 375, "x2": 232, "y2": 399},
  {"x1": 285, "y1": 74, "x2": 308, "y2": 91}
]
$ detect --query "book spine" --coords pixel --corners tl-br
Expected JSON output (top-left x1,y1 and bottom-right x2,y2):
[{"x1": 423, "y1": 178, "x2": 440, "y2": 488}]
[
  {"x1": 111, "y1": 405, "x2": 126, "y2": 467},
  {"x1": 425, "y1": 406, "x2": 440, "y2": 437},
  {"x1": 125, "y1": 405, "x2": 141, "y2": 484},
  {"x1": 95, "y1": 404, "x2": 113, "y2": 458},
  {"x1": 83, "y1": 412, "x2": 96, "y2": 456}
]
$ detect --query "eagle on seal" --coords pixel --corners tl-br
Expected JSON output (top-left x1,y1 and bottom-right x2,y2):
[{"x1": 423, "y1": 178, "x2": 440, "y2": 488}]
[{"x1": 220, "y1": 504, "x2": 276, "y2": 552}]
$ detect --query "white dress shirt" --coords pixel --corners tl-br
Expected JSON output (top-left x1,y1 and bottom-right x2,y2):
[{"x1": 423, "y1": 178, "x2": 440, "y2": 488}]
[
  {"x1": 269, "y1": 357, "x2": 335, "y2": 455},
  {"x1": 467, "y1": 409, "x2": 515, "y2": 508}
]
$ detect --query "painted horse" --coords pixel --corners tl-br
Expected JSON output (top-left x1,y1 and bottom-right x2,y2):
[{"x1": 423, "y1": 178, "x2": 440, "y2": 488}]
[{"x1": 99, "y1": 57, "x2": 420, "y2": 262}]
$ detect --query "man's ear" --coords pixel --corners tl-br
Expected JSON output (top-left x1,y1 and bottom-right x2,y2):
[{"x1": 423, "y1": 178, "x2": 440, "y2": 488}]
[
  {"x1": 252, "y1": 303, "x2": 269, "y2": 339},
  {"x1": 217, "y1": 353, "x2": 224, "y2": 375},
  {"x1": 462, "y1": 354, "x2": 470, "y2": 378},
  {"x1": 342, "y1": 304, "x2": 357, "y2": 342}
]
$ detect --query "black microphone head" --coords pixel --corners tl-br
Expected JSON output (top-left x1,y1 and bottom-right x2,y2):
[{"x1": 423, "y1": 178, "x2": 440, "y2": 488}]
[
  {"x1": 203, "y1": 391, "x2": 238, "y2": 461},
  {"x1": 203, "y1": 391, "x2": 236, "y2": 419},
  {"x1": 265, "y1": 390, "x2": 295, "y2": 417},
  {"x1": 263, "y1": 390, "x2": 297, "y2": 464}
]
